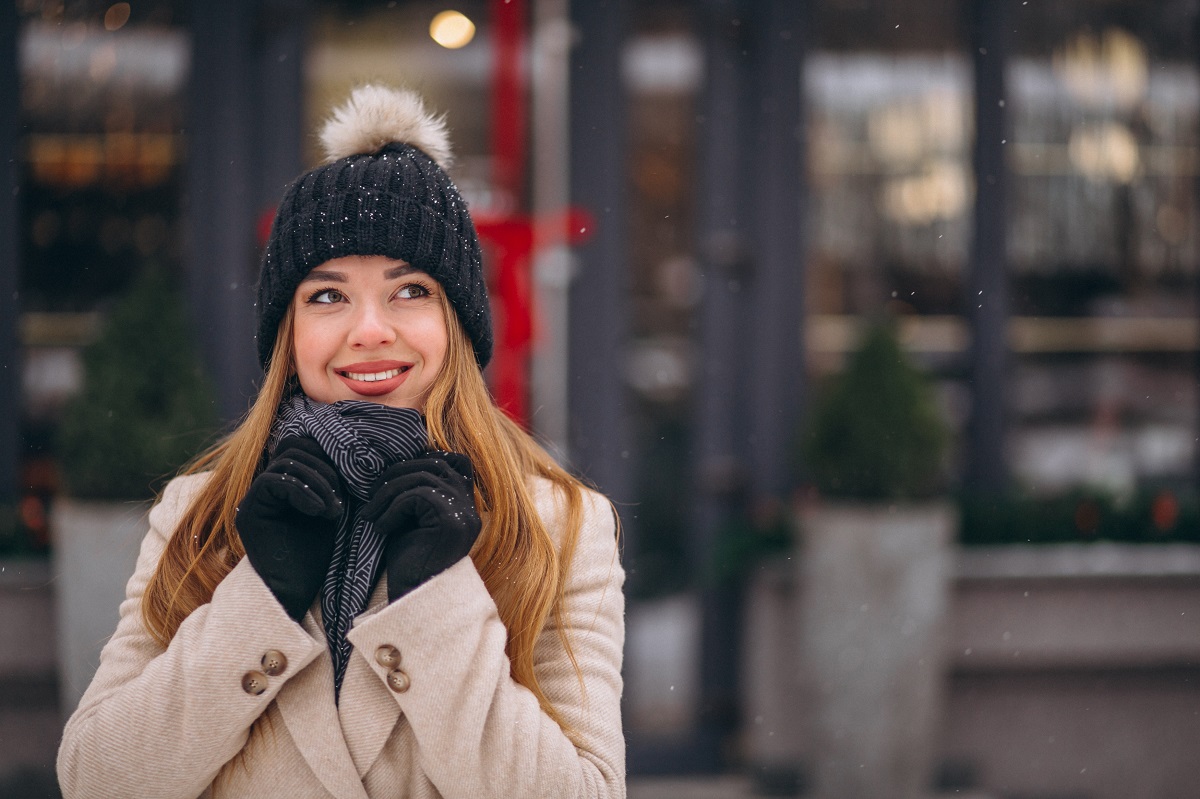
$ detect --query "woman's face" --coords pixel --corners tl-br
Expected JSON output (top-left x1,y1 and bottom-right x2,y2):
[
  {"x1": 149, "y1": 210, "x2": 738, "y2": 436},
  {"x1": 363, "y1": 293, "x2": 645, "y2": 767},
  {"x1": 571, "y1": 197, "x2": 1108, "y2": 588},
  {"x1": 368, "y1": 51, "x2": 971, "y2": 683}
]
[{"x1": 291, "y1": 254, "x2": 448, "y2": 410}]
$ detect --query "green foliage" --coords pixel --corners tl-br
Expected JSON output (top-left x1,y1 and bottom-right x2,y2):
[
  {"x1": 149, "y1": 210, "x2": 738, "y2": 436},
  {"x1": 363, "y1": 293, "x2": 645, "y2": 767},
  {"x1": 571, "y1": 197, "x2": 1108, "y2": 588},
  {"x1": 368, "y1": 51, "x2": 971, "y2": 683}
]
[
  {"x1": 57, "y1": 267, "x2": 220, "y2": 500},
  {"x1": 0, "y1": 503, "x2": 19, "y2": 554},
  {"x1": 959, "y1": 488, "x2": 1200, "y2": 546},
  {"x1": 802, "y1": 320, "x2": 948, "y2": 501},
  {"x1": 708, "y1": 506, "x2": 793, "y2": 585},
  {"x1": 0, "y1": 501, "x2": 45, "y2": 558},
  {"x1": 626, "y1": 412, "x2": 692, "y2": 599}
]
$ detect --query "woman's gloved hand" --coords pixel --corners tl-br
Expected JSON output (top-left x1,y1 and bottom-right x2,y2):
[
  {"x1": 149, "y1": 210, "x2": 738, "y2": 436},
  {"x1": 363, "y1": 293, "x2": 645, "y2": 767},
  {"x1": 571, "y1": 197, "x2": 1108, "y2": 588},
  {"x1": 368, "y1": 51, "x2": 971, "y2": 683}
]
[
  {"x1": 362, "y1": 452, "x2": 482, "y2": 601},
  {"x1": 235, "y1": 436, "x2": 345, "y2": 620}
]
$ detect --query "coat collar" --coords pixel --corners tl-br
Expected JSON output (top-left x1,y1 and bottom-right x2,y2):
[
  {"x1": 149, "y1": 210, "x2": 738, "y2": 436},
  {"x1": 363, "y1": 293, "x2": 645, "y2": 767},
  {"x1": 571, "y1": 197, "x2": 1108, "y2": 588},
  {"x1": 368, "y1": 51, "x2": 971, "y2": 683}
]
[
  {"x1": 277, "y1": 583, "x2": 402, "y2": 790},
  {"x1": 275, "y1": 607, "x2": 370, "y2": 799},
  {"x1": 338, "y1": 578, "x2": 402, "y2": 776}
]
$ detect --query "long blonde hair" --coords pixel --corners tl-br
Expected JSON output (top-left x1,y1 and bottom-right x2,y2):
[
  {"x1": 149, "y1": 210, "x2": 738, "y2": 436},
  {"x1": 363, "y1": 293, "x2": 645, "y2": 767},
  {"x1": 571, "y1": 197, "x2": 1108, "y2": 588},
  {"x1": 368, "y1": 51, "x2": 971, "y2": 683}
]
[{"x1": 142, "y1": 291, "x2": 588, "y2": 729}]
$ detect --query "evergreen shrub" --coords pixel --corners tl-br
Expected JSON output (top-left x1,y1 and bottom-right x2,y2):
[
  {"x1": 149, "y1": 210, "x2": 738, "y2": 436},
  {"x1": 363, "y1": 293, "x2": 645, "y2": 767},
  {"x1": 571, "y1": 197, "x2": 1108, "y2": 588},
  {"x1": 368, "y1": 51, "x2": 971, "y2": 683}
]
[
  {"x1": 58, "y1": 267, "x2": 219, "y2": 500},
  {"x1": 803, "y1": 319, "x2": 948, "y2": 501}
]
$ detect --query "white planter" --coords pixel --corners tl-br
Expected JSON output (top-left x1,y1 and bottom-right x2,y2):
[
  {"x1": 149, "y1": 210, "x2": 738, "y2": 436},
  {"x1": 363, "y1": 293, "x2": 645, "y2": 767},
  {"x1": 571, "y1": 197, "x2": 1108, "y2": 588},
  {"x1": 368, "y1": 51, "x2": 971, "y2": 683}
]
[
  {"x1": 741, "y1": 556, "x2": 812, "y2": 791},
  {"x1": 51, "y1": 498, "x2": 151, "y2": 717},
  {"x1": 625, "y1": 593, "x2": 702, "y2": 736},
  {"x1": 801, "y1": 502, "x2": 955, "y2": 799}
]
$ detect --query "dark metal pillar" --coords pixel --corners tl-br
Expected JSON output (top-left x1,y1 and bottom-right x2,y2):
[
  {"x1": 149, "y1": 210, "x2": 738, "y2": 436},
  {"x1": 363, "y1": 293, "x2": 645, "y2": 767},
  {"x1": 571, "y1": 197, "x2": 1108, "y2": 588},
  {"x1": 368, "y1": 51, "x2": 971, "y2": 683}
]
[
  {"x1": 1192, "y1": 9, "x2": 1200, "y2": 495},
  {"x1": 186, "y1": 0, "x2": 261, "y2": 420},
  {"x1": 0, "y1": 1, "x2": 20, "y2": 509},
  {"x1": 691, "y1": 0, "x2": 754, "y2": 770},
  {"x1": 747, "y1": 0, "x2": 807, "y2": 502},
  {"x1": 254, "y1": 0, "x2": 307, "y2": 212},
  {"x1": 688, "y1": 0, "x2": 809, "y2": 772},
  {"x1": 965, "y1": 0, "x2": 1011, "y2": 493},
  {"x1": 567, "y1": 0, "x2": 633, "y2": 516}
]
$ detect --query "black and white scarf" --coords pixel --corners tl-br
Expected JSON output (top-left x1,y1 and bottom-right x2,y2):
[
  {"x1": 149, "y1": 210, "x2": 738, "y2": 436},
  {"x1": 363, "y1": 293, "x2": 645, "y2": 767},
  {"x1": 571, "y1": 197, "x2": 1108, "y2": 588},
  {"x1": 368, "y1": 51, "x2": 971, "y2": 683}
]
[{"x1": 270, "y1": 394, "x2": 427, "y2": 698}]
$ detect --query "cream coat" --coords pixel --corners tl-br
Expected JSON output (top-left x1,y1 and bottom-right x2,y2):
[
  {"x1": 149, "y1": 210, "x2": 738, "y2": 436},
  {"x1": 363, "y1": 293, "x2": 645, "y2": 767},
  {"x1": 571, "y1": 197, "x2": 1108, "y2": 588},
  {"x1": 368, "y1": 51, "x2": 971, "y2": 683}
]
[{"x1": 57, "y1": 472, "x2": 626, "y2": 798}]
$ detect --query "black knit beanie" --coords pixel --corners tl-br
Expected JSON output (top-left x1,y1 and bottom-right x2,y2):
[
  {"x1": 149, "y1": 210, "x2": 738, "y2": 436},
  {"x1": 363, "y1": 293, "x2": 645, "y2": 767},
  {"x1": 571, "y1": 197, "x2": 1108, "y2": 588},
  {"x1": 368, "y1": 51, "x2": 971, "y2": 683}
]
[{"x1": 256, "y1": 86, "x2": 492, "y2": 370}]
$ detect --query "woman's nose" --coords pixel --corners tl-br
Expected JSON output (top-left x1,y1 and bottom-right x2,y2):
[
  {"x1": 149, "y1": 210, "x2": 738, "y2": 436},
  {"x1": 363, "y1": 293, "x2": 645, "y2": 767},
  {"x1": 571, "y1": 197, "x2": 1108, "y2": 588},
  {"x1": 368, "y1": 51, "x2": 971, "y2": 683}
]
[{"x1": 348, "y1": 302, "x2": 396, "y2": 348}]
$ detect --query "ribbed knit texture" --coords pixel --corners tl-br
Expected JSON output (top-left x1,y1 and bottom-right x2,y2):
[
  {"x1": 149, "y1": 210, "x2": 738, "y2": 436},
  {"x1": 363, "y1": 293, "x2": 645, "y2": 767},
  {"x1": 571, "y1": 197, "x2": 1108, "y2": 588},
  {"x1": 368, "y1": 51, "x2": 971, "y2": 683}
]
[
  {"x1": 256, "y1": 142, "x2": 492, "y2": 369},
  {"x1": 270, "y1": 395, "x2": 427, "y2": 698}
]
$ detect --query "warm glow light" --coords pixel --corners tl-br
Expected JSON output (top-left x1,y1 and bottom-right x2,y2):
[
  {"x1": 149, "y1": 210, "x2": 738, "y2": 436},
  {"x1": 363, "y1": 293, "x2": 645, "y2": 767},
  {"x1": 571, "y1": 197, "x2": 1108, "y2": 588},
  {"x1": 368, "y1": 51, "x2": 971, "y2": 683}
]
[
  {"x1": 1054, "y1": 27, "x2": 1147, "y2": 111},
  {"x1": 1068, "y1": 122, "x2": 1140, "y2": 184},
  {"x1": 868, "y1": 104, "x2": 924, "y2": 168},
  {"x1": 104, "y1": 2, "x2": 131, "y2": 32},
  {"x1": 1156, "y1": 205, "x2": 1188, "y2": 245},
  {"x1": 89, "y1": 43, "x2": 118, "y2": 82},
  {"x1": 881, "y1": 159, "x2": 970, "y2": 225},
  {"x1": 430, "y1": 10, "x2": 475, "y2": 49},
  {"x1": 867, "y1": 92, "x2": 966, "y2": 169}
]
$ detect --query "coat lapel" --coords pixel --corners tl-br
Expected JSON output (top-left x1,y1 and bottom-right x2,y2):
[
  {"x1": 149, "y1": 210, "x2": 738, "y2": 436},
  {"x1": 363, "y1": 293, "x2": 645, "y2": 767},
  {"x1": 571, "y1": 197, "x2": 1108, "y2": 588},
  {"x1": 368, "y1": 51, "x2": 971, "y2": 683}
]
[
  {"x1": 276, "y1": 609, "x2": 370, "y2": 799},
  {"x1": 340, "y1": 579, "x2": 402, "y2": 777}
]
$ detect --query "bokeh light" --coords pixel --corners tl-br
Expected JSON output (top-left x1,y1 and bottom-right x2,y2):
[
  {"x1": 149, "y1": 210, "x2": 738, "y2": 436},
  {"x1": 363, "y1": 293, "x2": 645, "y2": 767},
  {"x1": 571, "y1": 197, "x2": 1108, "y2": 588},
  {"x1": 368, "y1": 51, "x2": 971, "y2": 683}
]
[
  {"x1": 430, "y1": 10, "x2": 475, "y2": 49},
  {"x1": 104, "y1": 2, "x2": 131, "y2": 32}
]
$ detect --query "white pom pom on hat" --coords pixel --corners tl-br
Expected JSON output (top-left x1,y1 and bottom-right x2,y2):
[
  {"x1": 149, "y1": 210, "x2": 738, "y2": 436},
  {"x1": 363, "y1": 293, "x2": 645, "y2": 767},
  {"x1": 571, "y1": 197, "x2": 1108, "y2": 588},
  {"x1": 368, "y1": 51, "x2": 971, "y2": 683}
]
[{"x1": 318, "y1": 84, "x2": 454, "y2": 168}]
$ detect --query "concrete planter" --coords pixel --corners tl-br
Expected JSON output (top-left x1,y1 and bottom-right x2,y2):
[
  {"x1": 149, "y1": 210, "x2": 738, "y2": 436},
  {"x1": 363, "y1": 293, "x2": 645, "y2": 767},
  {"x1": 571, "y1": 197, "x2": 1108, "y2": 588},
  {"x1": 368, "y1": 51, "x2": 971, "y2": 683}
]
[
  {"x1": 743, "y1": 534, "x2": 1200, "y2": 799},
  {"x1": 740, "y1": 556, "x2": 811, "y2": 793},
  {"x1": 945, "y1": 543, "x2": 1200, "y2": 799},
  {"x1": 0, "y1": 558, "x2": 61, "y2": 784},
  {"x1": 51, "y1": 498, "x2": 150, "y2": 717},
  {"x1": 801, "y1": 502, "x2": 956, "y2": 799}
]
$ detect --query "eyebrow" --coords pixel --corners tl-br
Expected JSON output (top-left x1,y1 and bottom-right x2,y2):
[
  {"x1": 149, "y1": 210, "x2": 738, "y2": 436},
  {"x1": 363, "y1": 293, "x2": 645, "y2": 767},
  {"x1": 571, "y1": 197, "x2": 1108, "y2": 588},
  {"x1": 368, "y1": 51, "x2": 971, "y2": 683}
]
[{"x1": 299, "y1": 264, "x2": 418, "y2": 283}]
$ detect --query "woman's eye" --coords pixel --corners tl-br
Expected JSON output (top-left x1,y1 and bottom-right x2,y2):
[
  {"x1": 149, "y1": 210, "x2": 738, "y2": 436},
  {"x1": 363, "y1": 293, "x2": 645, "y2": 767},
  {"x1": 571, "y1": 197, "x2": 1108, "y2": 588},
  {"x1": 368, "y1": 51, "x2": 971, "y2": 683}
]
[
  {"x1": 396, "y1": 283, "x2": 431, "y2": 300},
  {"x1": 307, "y1": 288, "x2": 345, "y2": 304}
]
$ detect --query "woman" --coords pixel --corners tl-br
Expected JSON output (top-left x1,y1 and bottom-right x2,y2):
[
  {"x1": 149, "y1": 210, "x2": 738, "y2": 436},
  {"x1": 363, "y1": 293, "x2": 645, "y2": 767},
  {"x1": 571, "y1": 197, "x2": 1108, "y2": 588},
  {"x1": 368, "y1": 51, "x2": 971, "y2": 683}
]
[{"x1": 57, "y1": 85, "x2": 626, "y2": 799}]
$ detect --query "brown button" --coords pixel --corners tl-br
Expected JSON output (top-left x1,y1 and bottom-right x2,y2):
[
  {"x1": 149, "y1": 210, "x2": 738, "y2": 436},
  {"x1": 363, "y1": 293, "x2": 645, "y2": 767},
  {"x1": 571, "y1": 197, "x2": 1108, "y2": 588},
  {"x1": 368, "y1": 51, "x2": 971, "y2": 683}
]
[
  {"x1": 261, "y1": 649, "x2": 288, "y2": 676},
  {"x1": 242, "y1": 671, "x2": 268, "y2": 696},
  {"x1": 386, "y1": 668, "x2": 411, "y2": 693},
  {"x1": 375, "y1": 644, "x2": 401, "y2": 670}
]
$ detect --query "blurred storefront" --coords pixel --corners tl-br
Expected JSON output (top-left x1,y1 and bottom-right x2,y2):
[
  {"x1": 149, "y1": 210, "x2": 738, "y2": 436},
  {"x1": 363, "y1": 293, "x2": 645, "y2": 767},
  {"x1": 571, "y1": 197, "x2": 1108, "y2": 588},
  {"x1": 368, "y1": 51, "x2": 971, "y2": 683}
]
[
  {"x1": 2, "y1": 0, "x2": 1200, "y2": 795},
  {"x1": 11, "y1": 1, "x2": 185, "y2": 550}
]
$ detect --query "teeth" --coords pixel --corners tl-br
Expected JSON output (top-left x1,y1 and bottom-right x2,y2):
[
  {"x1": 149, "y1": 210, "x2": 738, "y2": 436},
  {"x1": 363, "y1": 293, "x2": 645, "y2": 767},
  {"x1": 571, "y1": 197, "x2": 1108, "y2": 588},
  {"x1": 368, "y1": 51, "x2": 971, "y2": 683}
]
[{"x1": 344, "y1": 368, "x2": 402, "y2": 382}]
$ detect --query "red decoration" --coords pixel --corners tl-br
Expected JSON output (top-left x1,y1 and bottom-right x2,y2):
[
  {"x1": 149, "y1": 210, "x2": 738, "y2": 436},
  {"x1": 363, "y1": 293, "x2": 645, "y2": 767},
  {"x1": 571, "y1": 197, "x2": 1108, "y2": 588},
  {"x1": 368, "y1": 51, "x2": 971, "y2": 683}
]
[
  {"x1": 257, "y1": 207, "x2": 276, "y2": 248},
  {"x1": 1151, "y1": 489, "x2": 1179, "y2": 533},
  {"x1": 490, "y1": 0, "x2": 527, "y2": 202},
  {"x1": 476, "y1": 209, "x2": 594, "y2": 423},
  {"x1": 478, "y1": 0, "x2": 593, "y2": 425}
]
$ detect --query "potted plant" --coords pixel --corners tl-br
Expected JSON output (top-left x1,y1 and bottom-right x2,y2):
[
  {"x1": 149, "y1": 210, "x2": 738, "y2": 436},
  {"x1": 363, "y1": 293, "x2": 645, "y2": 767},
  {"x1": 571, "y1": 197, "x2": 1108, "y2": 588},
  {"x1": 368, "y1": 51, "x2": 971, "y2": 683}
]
[
  {"x1": 797, "y1": 318, "x2": 955, "y2": 799},
  {"x1": 53, "y1": 266, "x2": 218, "y2": 715}
]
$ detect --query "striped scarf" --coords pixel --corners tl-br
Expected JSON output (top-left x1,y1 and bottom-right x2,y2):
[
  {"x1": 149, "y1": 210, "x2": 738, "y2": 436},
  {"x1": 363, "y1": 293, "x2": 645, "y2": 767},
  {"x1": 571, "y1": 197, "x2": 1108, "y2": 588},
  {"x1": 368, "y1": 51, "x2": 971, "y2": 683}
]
[{"x1": 270, "y1": 394, "x2": 426, "y2": 698}]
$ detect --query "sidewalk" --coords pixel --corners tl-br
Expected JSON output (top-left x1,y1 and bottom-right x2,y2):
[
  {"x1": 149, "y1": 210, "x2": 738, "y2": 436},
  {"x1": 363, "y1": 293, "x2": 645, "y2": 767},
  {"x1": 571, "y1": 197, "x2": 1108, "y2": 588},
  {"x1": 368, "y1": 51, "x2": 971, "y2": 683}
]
[
  {"x1": 628, "y1": 776, "x2": 759, "y2": 799},
  {"x1": 628, "y1": 776, "x2": 996, "y2": 799}
]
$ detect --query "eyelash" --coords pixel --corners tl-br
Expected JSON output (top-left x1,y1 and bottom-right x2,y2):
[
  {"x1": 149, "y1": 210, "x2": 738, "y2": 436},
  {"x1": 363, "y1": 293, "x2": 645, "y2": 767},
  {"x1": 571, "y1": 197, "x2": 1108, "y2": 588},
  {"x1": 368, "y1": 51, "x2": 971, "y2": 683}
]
[
  {"x1": 303, "y1": 282, "x2": 434, "y2": 305},
  {"x1": 305, "y1": 287, "x2": 344, "y2": 304},
  {"x1": 395, "y1": 282, "x2": 433, "y2": 300}
]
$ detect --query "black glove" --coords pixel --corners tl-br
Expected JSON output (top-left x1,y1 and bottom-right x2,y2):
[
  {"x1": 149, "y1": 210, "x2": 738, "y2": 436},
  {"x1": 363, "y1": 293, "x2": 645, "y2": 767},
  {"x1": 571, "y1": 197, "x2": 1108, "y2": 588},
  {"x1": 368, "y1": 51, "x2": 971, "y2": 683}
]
[
  {"x1": 236, "y1": 436, "x2": 345, "y2": 620},
  {"x1": 362, "y1": 452, "x2": 482, "y2": 602}
]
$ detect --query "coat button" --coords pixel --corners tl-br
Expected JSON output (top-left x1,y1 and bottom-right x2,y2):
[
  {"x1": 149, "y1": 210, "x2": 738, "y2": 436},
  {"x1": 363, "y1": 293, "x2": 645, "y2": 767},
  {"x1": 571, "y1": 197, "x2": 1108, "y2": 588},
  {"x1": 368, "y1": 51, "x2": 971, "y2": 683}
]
[
  {"x1": 242, "y1": 671, "x2": 268, "y2": 696},
  {"x1": 261, "y1": 650, "x2": 288, "y2": 676},
  {"x1": 375, "y1": 644, "x2": 401, "y2": 670},
  {"x1": 386, "y1": 668, "x2": 411, "y2": 693}
]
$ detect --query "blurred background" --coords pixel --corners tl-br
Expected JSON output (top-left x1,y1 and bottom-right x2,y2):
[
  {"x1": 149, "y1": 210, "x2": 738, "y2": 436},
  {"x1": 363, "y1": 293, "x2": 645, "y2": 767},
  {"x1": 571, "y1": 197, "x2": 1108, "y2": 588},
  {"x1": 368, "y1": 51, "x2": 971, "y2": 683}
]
[{"x1": 1, "y1": 0, "x2": 1200, "y2": 797}]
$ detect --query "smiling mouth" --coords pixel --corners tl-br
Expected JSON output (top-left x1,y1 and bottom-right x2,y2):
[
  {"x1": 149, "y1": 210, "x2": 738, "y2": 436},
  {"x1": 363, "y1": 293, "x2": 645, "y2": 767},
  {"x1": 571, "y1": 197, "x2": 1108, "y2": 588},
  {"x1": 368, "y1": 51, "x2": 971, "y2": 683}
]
[{"x1": 338, "y1": 366, "x2": 409, "y2": 382}]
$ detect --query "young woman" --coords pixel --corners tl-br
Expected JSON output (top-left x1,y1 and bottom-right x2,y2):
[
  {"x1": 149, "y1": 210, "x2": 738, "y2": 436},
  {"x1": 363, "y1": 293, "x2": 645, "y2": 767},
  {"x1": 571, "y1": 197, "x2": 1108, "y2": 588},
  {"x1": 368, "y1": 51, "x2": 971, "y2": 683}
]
[{"x1": 57, "y1": 85, "x2": 626, "y2": 799}]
